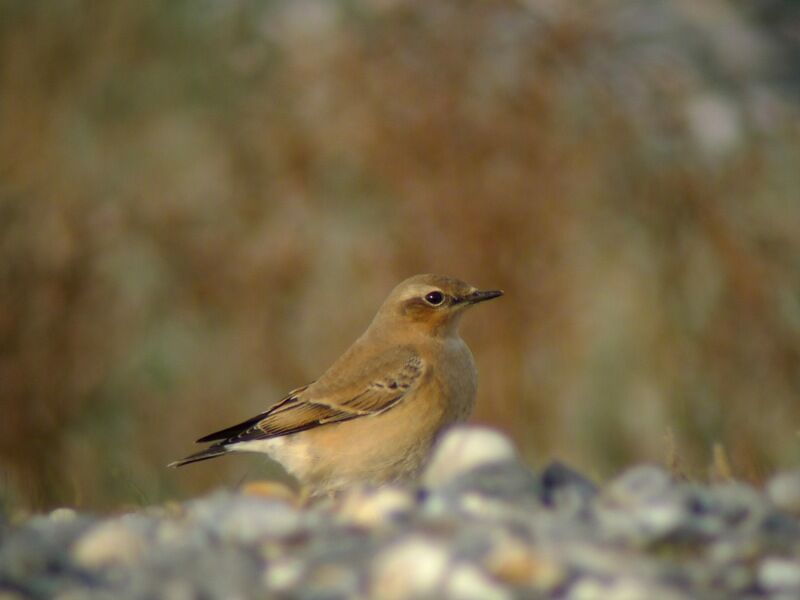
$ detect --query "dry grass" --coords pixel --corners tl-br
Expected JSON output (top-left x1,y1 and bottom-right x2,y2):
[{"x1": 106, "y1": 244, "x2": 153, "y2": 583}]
[{"x1": 1, "y1": 0, "x2": 799, "y2": 510}]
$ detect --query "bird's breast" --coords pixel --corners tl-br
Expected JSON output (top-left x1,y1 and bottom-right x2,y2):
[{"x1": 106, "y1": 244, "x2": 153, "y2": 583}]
[{"x1": 432, "y1": 337, "x2": 477, "y2": 423}]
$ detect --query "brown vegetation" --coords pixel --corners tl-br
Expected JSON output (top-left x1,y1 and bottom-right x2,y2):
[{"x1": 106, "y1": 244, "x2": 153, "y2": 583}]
[{"x1": 1, "y1": 0, "x2": 799, "y2": 510}]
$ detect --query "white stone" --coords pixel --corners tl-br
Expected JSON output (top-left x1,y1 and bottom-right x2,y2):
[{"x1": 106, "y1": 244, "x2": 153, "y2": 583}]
[
  {"x1": 371, "y1": 536, "x2": 450, "y2": 599},
  {"x1": 422, "y1": 426, "x2": 517, "y2": 487},
  {"x1": 72, "y1": 520, "x2": 146, "y2": 568},
  {"x1": 685, "y1": 93, "x2": 742, "y2": 159},
  {"x1": 767, "y1": 470, "x2": 800, "y2": 515},
  {"x1": 568, "y1": 578, "x2": 687, "y2": 600},
  {"x1": 446, "y1": 562, "x2": 511, "y2": 600},
  {"x1": 264, "y1": 557, "x2": 305, "y2": 591},
  {"x1": 48, "y1": 508, "x2": 77, "y2": 523},
  {"x1": 759, "y1": 557, "x2": 800, "y2": 591},
  {"x1": 337, "y1": 485, "x2": 415, "y2": 528}
]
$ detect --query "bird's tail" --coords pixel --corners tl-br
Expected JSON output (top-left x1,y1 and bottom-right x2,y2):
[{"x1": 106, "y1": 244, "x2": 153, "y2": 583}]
[{"x1": 168, "y1": 445, "x2": 228, "y2": 468}]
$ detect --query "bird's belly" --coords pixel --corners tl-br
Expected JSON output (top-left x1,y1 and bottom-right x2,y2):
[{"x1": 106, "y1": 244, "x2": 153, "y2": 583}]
[
  {"x1": 231, "y1": 436, "x2": 317, "y2": 478},
  {"x1": 317, "y1": 371, "x2": 475, "y2": 491},
  {"x1": 238, "y1": 399, "x2": 459, "y2": 494},
  {"x1": 307, "y1": 399, "x2": 448, "y2": 492},
  {"x1": 232, "y1": 343, "x2": 478, "y2": 494}
]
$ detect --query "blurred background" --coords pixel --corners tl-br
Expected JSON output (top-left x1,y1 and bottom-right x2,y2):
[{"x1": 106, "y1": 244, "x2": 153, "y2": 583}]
[{"x1": 2, "y1": 0, "x2": 799, "y2": 512}]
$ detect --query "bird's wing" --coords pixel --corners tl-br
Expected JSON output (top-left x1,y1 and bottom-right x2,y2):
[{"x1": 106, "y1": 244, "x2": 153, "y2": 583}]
[
  {"x1": 194, "y1": 384, "x2": 312, "y2": 443},
  {"x1": 201, "y1": 350, "x2": 426, "y2": 446}
]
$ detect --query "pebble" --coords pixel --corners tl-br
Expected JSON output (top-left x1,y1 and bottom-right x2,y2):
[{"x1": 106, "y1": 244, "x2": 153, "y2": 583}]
[
  {"x1": 483, "y1": 533, "x2": 567, "y2": 591},
  {"x1": 540, "y1": 461, "x2": 598, "y2": 513},
  {"x1": 71, "y1": 519, "x2": 147, "y2": 568},
  {"x1": 336, "y1": 485, "x2": 416, "y2": 528},
  {"x1": 445, "y1": 562, "x2": 512, "y2": 600},
  {"x1": 0, "y1": 427, "x2": 797, "y2": 599},
  {"x1": 186, "y1": 491, "x2": 302, "y2": 543},
  {"x1": 422, "y1": 426, "x2": 517, "y2": 488},
  {"x1": 370, "y1": 536, "x2": 451, "y2": 599},
  {"x1": 767, "y1": 470, "x2": 800, "y2": 516},
  {"x1": 48, "y1": 508, "x2": 77, "y2": 523},
  {"x1": 758, "y1": 557, "x2": 800, "y2": 592},
  {"x1": 567, "y1": 577, "x2": 689, "y2": 600},
  {"x1": 264, "y1": 556, "x2": 307, "y2": 592},
  {"x1": 602, "y1": 465, "x2": 674, "y2": 507},
  {"x1": 240, "y1": 480, "x2": 300, "y2": 505}
]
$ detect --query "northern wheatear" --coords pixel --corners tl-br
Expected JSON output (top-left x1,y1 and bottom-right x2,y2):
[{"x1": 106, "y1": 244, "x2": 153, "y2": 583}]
[{"x1": 169, "y1": 274, "x2": 503, "y2": 494}]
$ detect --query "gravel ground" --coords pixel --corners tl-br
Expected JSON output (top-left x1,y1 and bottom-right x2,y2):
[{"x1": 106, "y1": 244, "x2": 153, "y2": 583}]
[{"x1": 1, "y1": 427, "x2": 799, "y2": 600}]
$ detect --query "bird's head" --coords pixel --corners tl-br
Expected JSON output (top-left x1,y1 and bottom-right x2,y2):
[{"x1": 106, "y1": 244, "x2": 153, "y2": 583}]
[{"x1": 374, "y1": 274, "x2": 503, "y2": 338}]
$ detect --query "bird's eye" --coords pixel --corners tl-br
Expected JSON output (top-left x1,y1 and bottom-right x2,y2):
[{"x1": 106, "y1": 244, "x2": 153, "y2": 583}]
[{"x1": 424, "y1": 291, "x2": 445, "y2": 306}]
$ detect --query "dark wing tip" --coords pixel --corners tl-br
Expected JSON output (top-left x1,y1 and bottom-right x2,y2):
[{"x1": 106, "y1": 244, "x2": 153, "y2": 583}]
[
  {"x1": 168, "y1": 445, "x2": 228, "y2": 468},
  {"x1": 195, "y1": 412, "x2": 268, "y2": 443}
]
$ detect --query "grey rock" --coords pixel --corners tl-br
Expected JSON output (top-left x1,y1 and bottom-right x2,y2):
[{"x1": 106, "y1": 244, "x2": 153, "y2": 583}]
[
  {"x1": 566, "y1": 577, "x2": 690, "y2": 600},
  {"x1": 369, "y1": 535, "x2": 451, "y2": 599},
  {"x1": 540, "y1": 461, "x2": 598, "y2": 513},
  {"x1": 185, "y1": 490, "x2": 302, "y2": 543},
  {"x1": 593, "y1": 467, "x2": 689, "y2": 545},
  {"x1": 444, "y1": 561, "x2": 512, "y2": 600},
  {"x1": 768, "y1": 470, "x2": 800, "y2": 516},
  {"x1": 421, "y1": 428, "x2": 542, "y2": 523},
  {"x1": 335, "y1": 485, "x2": 416, "y2": 529},
  {"x1": 603, "y1": 465, "x2": 674, "y2": 507},
  {"x1": 0, "y1": 514, "x2": 97, "y2": 597},
  {"x1": 0, "y1": 430, "x2": 798, "y2": 600},
  {"x1": 422, "y1": 426, "x2": 518, "y2": 489},
  {"x1": 758, "y1": 556, "x2": 800, "y2": 592},
  {"x1": 72, "y1": 519, "x2": 149, "y2": 569},
  {"x1": 430, "y1": 461, "x2": 542, "y2": 514}
]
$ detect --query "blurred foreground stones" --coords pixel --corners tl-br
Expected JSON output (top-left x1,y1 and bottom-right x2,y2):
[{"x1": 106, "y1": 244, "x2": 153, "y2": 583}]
[{"x1": 1, "y1": 427, "x2": 799, "y2": 600}]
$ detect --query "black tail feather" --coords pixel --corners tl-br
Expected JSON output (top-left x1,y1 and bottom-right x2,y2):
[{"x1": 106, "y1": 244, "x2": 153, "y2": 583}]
[
  {"x1": 195, "y1": 412, "x2": 268, "y2": 443},
  {"x1": 168, "y1": 445, "x2": 229, "y2": 468}
]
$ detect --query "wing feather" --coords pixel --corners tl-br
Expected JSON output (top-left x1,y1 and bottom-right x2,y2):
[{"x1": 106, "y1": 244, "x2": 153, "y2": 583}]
[{"x1": 211, "y1": 351, "x2": 425, "y2": 446}]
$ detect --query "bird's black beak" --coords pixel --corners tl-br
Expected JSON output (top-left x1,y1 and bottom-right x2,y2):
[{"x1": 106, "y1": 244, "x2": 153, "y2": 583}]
[{"x1": 464, "y1": 289, "x2": 504, "y2": 304}]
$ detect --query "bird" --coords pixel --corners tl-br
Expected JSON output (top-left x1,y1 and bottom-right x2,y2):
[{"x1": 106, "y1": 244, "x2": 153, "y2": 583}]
[{"x1": 169, "y1": 273, "x2": 503, "y2": 495}]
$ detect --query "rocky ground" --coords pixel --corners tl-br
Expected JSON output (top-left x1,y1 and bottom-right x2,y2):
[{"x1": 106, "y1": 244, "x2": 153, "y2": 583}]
[{"x1": 1, "y1": 427, "x2": 799, "y2": 600}]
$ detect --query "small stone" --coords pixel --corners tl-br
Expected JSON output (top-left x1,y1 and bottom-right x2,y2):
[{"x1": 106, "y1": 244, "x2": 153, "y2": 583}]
[
  {"x1": 71, "y1": 520, "x2": 147, "y2": 568},
  {"x1": 594, "y1": 466, "x2": 690, "y2": 543},
  {"x1": 370, "y1": 536, "x2": 450, "y2": 599},
  {"x1": 422, "y1": 426, "x2": 517, "y2": 488},
  {"x1": 264, "y1": 556, "x2": 306, "y2": 591},
  {"x1": 163, "y1": 501, "x2": 185, "y2": 517},
  {"x1": 484, "y1": 534, "x2": 566, "y2": 591},
  {"x1": 540, "y1": 461, "x2": 597, "y2": 510},
  {"x1": 336, "y1": 485, "x2": 415, "y2": 528},
  {"x1": 603, "y1": 465, "x2": 673, "y2": 507},
  {"x1": 767, "y1": 470, "x2": 800, "y2": 516},
  {"x1": 568, "y1": 577, "x2": 688, "y2": 600},
  {"x1": 53, "y1": 592, "x2": 92, "y2": 600},
  {"x1": 303, "y1": 563, "x2": 360, "y2": 598},
  {"x1": 240, "y1": 480, "x2": 299, "y2": 505},
  {"x1": 719, "y1": 563, "x2": 758, "y2": 593},
  {"x1": 48, "y1": 508, "x2": 77, "y2": 523},
  {"x1": 161, "y1": 579, "x2": 196, "y2": 600},
  {"x1": 710, "y1": 482, "x2": 767, "y2": 530},
  {"x1": 707, "y1": 536, "x2": 762, "y2": 565},
  {"x1": 758, "y1": 557, "x2": 800, "y2": 592},
  {"x1": 155, "y1": 519, "x2": 193, "y2": 546},
  {"x1": 187, "y1": 491, "x2": 301, "y2": 542},
  {"x1": 638, "y1": 501, "x2": 686, "y2": 536},
  {"x1": 446, "y1": 562, "x2": 511, "y2": 600},
  {"x1": 447, "y1": 462, "x2": 541, "y2": 508}
]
